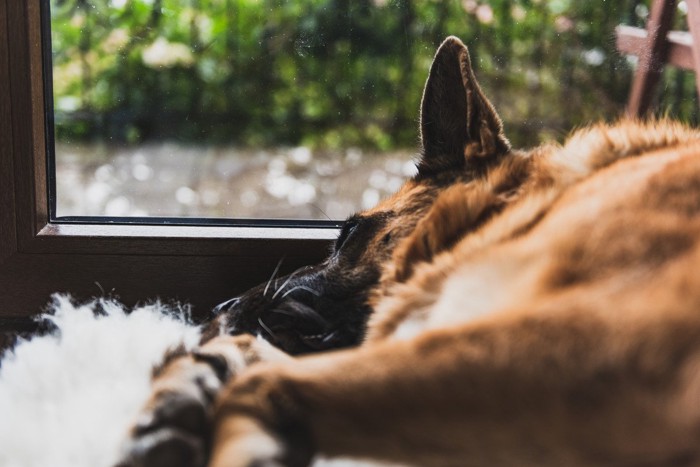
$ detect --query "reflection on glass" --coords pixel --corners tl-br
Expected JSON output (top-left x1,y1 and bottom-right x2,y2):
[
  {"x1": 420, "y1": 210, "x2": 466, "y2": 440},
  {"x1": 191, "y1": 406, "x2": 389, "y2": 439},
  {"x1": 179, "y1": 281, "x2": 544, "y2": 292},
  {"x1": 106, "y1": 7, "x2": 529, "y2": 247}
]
[{"x1": 49, "y1": 0, "x2": 696, "y2": 220}]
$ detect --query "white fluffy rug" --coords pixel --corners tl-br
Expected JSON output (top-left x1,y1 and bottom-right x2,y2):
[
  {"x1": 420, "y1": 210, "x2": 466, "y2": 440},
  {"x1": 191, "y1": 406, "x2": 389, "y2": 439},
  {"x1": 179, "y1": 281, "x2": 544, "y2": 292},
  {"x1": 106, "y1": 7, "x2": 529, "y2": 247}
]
[
  {"x1": 0, "y1": 295, "x2": 396, "y2": 467},
  {"x1": 0, "y1": 295, "x2": 201, "y2": 467}
]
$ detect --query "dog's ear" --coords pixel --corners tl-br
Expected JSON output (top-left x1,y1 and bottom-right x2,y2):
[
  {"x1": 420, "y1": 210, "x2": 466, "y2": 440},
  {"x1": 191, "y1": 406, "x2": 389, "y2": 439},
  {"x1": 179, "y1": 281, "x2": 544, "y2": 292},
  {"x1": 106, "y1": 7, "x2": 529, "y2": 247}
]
[{"x1": 417, "y1": 36, "x2": 510, "y2": 176}]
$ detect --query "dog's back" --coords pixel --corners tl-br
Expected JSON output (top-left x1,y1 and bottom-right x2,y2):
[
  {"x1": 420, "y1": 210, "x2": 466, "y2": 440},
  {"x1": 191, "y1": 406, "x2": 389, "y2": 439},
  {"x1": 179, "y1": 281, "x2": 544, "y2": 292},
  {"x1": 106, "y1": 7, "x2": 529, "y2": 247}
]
[{"x1": 370, "y1": 122, "x2": 700, "y2": 345}]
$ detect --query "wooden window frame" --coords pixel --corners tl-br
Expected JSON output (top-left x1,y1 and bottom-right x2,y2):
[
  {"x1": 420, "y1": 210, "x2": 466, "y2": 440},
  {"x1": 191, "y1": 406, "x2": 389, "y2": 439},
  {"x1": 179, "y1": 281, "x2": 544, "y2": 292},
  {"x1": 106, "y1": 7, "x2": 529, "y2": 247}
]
[{"x1": 0, "y1": 2, "x2": 337, "y2": 331}]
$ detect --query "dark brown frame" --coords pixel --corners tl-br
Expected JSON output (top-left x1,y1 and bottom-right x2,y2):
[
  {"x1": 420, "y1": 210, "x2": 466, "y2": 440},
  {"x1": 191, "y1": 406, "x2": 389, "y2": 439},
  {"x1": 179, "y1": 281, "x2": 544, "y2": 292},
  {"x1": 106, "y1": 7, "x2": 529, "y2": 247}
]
[{"x1": 0, "y1": 2, "x2": 336, "y2": 331}]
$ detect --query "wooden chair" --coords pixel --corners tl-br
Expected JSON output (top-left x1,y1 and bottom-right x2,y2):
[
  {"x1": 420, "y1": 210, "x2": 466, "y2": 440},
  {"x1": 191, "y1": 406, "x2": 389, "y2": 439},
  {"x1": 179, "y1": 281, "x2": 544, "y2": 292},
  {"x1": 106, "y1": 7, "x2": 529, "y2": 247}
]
[{"x1": 616, "y1": 0, "x2": 700, "y2": 116}]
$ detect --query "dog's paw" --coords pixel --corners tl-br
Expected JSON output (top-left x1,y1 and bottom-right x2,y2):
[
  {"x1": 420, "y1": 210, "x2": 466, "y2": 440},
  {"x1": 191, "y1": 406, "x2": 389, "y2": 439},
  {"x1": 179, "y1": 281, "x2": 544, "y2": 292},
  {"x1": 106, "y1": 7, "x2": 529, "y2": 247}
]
[
  {"x1": 118, "y1": 425, "x2": 206, "y2": 467},
  {"x1": 206, "y1": 367, "x2": 315, "y2": 467},
  {"x1": 209, "y1": 415, "x2": 309, "y2": 467},
  {"x1": 118, "y1": 335, "x2": 295, "y2": 467},
  {"x1": 118, "y1": 376, "x2": 216, "y2": 467}
]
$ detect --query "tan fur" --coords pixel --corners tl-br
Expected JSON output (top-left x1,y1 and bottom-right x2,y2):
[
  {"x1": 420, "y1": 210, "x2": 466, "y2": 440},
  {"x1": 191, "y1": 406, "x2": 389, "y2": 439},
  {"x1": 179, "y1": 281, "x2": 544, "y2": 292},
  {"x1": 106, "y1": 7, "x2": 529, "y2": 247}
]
[
  {"x1": 120, "y1": 37, "x2": 700, "y2": 467},
  {"x1": 369, "y1": 121, "x2": 700, "y2": 342}
]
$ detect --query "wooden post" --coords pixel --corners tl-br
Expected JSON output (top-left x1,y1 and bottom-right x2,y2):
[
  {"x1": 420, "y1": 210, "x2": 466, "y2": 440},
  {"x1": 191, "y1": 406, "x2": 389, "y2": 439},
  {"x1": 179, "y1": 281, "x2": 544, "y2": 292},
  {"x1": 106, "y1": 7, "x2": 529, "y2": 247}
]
[
  {"x1": 685, "y1": 1, "x2": 700, "y2": 103},
  {"x1": 625, "y1": 0, "x2": 677, "y2": 117}
]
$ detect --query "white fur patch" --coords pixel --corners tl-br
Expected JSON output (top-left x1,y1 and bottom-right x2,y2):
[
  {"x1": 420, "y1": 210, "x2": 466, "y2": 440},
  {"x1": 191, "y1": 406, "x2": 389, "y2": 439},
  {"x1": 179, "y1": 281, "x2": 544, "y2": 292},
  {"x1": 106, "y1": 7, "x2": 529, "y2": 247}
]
[
  {"x1": 0, "y1": 295, "x2": 201, "y2": 467},
  {"x1": 392, "y1": 317, "x2": 427, "y2": 341}
]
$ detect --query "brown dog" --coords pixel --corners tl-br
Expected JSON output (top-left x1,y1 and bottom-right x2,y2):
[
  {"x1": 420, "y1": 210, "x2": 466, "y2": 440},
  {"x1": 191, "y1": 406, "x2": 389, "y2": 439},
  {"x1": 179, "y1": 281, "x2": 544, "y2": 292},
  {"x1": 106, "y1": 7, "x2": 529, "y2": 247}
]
[{"x1": 120, "y1": 37, "x2": 700, "y2": 467}]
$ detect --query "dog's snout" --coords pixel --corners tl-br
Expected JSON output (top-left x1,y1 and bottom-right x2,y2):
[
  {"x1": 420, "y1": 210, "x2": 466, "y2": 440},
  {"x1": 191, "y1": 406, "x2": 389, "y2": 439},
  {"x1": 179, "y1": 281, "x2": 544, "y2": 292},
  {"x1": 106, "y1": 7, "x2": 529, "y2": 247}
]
[{"x1": 208, "y1": 261, "x2": 367, "y2": 354}]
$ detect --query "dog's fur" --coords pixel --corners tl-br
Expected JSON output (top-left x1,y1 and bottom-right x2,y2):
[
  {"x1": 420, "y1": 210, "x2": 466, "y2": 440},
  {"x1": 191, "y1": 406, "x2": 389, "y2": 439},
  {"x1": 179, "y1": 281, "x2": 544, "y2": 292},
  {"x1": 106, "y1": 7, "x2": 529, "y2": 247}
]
[{"x1": 120, "y1": 37, "x2": 700, "y2": 467}]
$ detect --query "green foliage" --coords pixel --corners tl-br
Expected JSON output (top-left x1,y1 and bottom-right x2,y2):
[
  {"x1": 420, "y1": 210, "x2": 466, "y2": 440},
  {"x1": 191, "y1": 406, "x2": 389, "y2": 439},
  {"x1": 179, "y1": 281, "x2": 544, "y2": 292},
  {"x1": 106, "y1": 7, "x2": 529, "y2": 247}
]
[{"x1": 49, "y1": 0, "x2": 695, "y2": 149}]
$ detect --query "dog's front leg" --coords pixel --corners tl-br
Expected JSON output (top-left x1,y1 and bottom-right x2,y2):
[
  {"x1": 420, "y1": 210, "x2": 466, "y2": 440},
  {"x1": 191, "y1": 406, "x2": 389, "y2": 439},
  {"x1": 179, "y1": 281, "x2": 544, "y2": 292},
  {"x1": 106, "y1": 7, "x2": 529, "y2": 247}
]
[
  {"x1": 208, "y1": 310, "x2": 700, "y2": 467},
  {"x1": 118, "y1": 334, "x2": 292, "y2": 467}
]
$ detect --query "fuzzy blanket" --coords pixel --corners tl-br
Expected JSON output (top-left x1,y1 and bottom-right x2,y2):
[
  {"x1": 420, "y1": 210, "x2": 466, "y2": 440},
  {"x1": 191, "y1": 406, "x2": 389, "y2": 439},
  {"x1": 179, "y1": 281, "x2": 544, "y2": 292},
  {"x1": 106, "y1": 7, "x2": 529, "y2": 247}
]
[
  {"x1": 0, "y1": 296, "x2": 391, "y2": 467},
  {"x1": 0, "y1": 295, "x2": 201, "y2": 467}
]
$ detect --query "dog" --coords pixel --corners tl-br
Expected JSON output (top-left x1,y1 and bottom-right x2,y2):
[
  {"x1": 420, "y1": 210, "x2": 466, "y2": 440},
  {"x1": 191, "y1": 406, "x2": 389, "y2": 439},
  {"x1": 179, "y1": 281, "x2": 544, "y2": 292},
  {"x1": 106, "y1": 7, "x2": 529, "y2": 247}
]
[{"x1": 119, "y1": 36, "x2": 700, "y2": 467}]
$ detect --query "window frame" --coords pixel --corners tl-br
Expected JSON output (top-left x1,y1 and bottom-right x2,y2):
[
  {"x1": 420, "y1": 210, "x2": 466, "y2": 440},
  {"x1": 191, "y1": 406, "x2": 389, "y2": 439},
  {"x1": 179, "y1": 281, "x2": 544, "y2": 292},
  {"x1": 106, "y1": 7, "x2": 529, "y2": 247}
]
[{"x1": 0, "y1": 2, "x2": 337, "y2": 330}]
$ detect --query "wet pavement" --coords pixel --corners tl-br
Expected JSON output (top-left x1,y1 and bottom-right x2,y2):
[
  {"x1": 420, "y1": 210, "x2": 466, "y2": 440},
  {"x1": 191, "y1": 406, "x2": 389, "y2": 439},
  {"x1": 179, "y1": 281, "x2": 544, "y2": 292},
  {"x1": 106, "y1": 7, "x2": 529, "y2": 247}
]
[{"x1": 55, "y1": 142, "x2": 418, "y2": 221}]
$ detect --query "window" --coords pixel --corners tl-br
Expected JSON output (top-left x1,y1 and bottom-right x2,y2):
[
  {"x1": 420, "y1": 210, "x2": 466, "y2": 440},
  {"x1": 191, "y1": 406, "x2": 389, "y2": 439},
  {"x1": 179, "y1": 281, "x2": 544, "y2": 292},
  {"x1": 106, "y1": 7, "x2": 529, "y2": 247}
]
[
  {"x1": 48, "y1": 0, "x2": 423, "y2": 221},
  {"x1": 50, "y1": 1, "x2": 696, "y2": 223},
  {"x1": 0, "y1": 2, "x2": 336, "y2": 335}
]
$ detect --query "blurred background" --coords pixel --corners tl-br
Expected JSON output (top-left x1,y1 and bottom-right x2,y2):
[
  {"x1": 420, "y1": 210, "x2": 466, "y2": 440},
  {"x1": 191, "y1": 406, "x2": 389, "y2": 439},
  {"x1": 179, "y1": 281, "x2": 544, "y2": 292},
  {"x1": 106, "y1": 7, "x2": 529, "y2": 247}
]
[{"x1": 49, "y1": 0, "x2": 698, "y2": 220}]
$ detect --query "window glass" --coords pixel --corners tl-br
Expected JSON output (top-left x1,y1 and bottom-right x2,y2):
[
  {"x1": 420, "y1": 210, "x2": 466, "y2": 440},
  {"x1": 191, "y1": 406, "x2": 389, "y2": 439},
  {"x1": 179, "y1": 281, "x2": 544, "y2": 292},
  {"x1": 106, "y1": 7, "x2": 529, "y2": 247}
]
[{"x1": 48, "y1": 0, "x2": 697, "y2": 221}]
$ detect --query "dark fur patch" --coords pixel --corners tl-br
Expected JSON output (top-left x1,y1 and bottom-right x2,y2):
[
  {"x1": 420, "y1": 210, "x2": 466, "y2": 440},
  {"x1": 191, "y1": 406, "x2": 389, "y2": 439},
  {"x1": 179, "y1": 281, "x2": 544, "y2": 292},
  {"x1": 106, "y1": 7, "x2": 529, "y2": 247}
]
[{"x1": 152, "y1": 344, "x2": 189, "y2": 379}]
